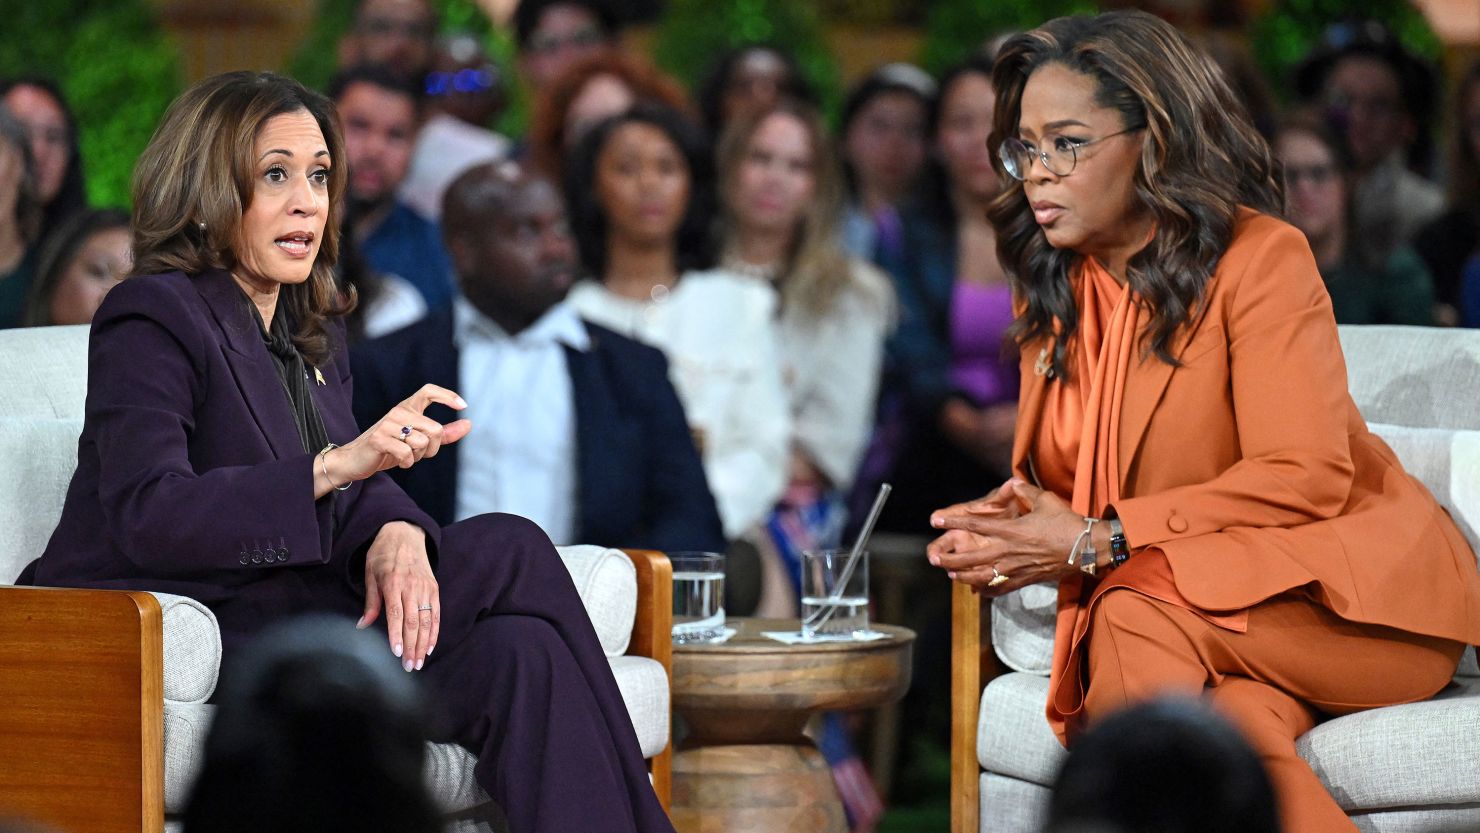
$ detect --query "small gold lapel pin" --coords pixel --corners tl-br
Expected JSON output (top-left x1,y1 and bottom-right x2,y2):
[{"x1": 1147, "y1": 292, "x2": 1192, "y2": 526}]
[{"x1": 314, "y1": 367, "x2": 326, "y2": 386}]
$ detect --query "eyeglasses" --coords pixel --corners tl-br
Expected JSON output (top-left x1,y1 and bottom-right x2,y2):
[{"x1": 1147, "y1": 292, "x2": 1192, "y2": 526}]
[
  {"x1": 526, "y1": 26, "x2": 605, "y2": 57},
  {"x1": 425, "y1": 67, "x2": 499, "y2": 97},
  {"x1": 997, "y1": 125, "x2": 1145, "y2": 180},
  {"x1": 358, "y1": 16, "x2": 434, "y2": 41}
]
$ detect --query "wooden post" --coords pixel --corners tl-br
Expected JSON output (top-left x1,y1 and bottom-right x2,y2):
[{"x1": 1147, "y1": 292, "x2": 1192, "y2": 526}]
[
  {"x1": 951, "y1": 582, "x2": 982, "y2": 833},
  {"x1": 623, "y1": 549, "x2": 674, "y2": 811}
]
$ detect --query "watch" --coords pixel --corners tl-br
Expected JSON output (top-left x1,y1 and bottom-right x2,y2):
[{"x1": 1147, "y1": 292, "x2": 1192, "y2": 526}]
[{"x1": 1108, "y1": 517, "x2": 1130, "y2": 568}]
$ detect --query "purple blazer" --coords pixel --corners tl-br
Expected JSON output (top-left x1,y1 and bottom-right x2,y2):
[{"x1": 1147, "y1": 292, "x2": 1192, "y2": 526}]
[{"x1": 24, "y1": 270, "x2": 438, "y2": 657}]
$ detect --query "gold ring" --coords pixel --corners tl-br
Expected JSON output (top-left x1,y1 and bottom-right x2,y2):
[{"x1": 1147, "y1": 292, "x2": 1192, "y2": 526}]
[{"x1": 988, "y1": 566, "x2": 1010, "y2": 587}]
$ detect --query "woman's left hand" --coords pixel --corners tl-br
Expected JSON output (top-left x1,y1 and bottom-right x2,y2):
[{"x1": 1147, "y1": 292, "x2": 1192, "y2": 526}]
[
  {"x1": 926, "y1": 481, "x2": 1085, "y2": 595},
  {"x1": 357, "y1": 520, "x2": 439, "y2": 671}
]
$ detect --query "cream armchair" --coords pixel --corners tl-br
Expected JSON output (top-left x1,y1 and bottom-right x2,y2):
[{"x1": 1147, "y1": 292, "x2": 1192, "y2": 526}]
[
  {"x1": 0, "y1": 325, "x2": 674, "y2": 833},
  {"x1": 952, "y1": 325, "x2": 1480, "y2": 833}
]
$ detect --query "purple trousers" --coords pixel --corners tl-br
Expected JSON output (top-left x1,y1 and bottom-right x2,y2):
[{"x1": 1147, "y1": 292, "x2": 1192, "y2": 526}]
[{"x1": 417, "y1": 513, "x2": 674, "y2": 833}]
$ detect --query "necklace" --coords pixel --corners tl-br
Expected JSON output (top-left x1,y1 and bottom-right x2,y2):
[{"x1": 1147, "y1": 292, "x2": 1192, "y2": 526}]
[
  {"x1": 721, "y1": 252, "x2": 782, "y2": 282},
  {"x1": 649, "y1": 282, "x2": 670, "y2": 303}
]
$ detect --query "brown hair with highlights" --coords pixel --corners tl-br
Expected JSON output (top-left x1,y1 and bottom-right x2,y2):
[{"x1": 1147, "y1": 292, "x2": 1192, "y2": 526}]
[
  {"x1": 130, "y1": 71, "x2": 352, "y2": 366},
  {"x1": 987, "y1": 11, "x2": 1282, "y2": 379}
]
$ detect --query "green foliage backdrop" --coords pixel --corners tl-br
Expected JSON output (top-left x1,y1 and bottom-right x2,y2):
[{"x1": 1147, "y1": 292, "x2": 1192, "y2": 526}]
[
  {"x1": 1249, "y1": 0, "x2": 1442, "y2": 103},
  {"x1": 652, "y1": 0, "x2": 840, "y2": 118},
  {"x1": 0, "y1": 0, "x2": 182, "y2": 209},
  {"x1": 917, "y1": 0, "x2": 1099, "y2": 75}
]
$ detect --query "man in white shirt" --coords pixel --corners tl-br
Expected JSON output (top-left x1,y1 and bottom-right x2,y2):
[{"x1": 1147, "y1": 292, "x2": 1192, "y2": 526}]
[{"x1": 352, "y1": 163, "x2": 725, "y2": 552}]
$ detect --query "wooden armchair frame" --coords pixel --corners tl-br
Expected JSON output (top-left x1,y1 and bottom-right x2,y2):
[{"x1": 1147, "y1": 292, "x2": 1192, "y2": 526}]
[
  {"x1": 0, "y1": 550, "x2": 674, "y2": 833},
  {"x1": 951, "y1": 582, "x2": 983, "y2": 833}
]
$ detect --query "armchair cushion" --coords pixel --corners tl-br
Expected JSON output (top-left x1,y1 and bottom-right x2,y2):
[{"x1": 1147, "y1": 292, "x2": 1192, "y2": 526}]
[
  {"x1": 1297, "y1": 679, "x2": 1480, "y2": 813},
  {"x1": 557, "y1": 545, "x2": 638, "y2": 657},
  {"x1": 0, "y1": 417, "x2": 81, "y2": 585},
  {"x1": 148, "y1": 592, "x2": 221, "y2": 704}
]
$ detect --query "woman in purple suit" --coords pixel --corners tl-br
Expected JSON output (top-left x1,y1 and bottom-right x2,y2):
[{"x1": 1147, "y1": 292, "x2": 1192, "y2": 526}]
[{"x1": 20, "y1": 71, "x2": 673, "y2": 833}]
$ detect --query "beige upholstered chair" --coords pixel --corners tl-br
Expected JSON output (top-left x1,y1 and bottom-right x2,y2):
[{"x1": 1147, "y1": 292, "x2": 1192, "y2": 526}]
[
  {"x1": 0, "y1": 324, "x2": 674, "y2": 833},
  {"x1": 951, "y1": 325, "x2": 1480, "y2": 833}
]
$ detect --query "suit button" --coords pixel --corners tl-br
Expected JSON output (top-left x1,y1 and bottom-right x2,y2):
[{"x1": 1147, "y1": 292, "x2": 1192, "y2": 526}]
[
  {"x1": 1167, "y1": 514, "x2": 1189, "y2": 534},
  {"x1": 277, "y1": 550, "x2": 289, "y2": 562},
  {"x1": 250, "y1": 549, "x2": 263, "y2": 565},
  {"x1": 239, "y1": 553, "x2": 249, "y2": 565},
  {"x1": 262, "y1": 547, "x2": 276, "y2": 561}
]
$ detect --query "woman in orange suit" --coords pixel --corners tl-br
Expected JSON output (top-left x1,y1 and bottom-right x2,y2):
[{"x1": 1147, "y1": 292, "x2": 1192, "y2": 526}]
[{"x1": 925, "y1": 12, "x2": 1480, "y2": 833}]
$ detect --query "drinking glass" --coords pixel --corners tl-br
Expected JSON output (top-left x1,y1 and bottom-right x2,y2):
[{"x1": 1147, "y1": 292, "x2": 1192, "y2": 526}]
[
  {"x1": 800, "y1": 548, "x2": 869, "y2": 639},
  {"x1": 670, "y1": 552, "x2": 726, "y2": 643}
]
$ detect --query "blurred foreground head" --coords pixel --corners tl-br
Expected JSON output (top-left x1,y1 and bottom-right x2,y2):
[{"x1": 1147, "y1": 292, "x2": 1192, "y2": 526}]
[
  {"x1": 1045, "y1": 698, "x2": 1280, "y2": 833},
  {"x1": 181, "y1": 615, "x2": 438, "y2": 833}
]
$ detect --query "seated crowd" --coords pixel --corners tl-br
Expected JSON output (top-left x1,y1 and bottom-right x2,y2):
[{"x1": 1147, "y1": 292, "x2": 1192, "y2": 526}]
[{"x1": 5, "y1": 1, "x2": 1480, "y2": 831}]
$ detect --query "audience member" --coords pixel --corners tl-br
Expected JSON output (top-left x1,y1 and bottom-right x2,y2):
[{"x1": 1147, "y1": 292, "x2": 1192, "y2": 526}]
[
  {"x1": 695, "y1": 44, "x2": 815, "y2": 141},
  {"x1": 1414, "y1": 59, "x2": 1480, "y2": 326},
  {"x1": 1295, "y1": 21, "x2": 1443, "y2": 266},
  {"x1": 715, "y1": 100, "x2": 894, "y2": 604},
  {"x1": 353, "y1": 162, "x2": 726, "y2": 552},
  {"x1": 0, "y1": 107, "x2": 42, "y2": 329},
  {"x1": 181, "y1": 616, "x2": 440, "y2": 833},
  {"x1": 1043, "y1": 699, "x2": 1279, "y2": 833},
  {"x1": 22, "y1": 207, "x2": 129, "y2": 326},
  {"x1": 866, "y1": 55, "x2": 1018, "y2": 533},
  {"x1": 398, "y1": 33, "x2": 512, "y2": 220},
  {"x1": 335, "y1": 201, "x2": 427, "y2": 342},
  {"x1": 20, "y1": 70, "x2": 673, "y2": 833},
  {"x1": 514, "y1": 0, "x2": 621, "y2": 97},
  {"x1": 340, "y1": 0, "x2": 437, "y2": 82},
  {"x1": 564, "y1": 104, "x2": 789, "y2": 543},
  {"x1": 529, "y1": 51, "x2": 692, "y2": 184},
  {"x1": 1275, "y1": 111, "x2": 1435, "y2": 325},
  {"x1": 839, "y1": 63, "x2": 936, "y2": 264},
  {"x1": 330, "y1": 65, "x2": 457, "y2": 309},
  {"x1": 0, "y1": 78, "x2": 88, "y2": 250}
]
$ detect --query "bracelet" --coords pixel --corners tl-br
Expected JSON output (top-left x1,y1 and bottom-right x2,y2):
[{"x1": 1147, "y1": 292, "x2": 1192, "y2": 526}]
[
  {"x1": 318, "y1": 443, "x2": 351, "y2": 492},
  {"x1": 1107, "y1": 517, "x2": 1130, "y2": 568},
  {"x1": 1077, "y1": 517, "x2": 1099, "y2": 576}
]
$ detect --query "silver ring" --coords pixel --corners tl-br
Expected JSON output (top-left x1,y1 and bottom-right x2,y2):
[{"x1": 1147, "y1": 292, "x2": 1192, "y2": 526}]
[
  {"x1": 400, "y1": 425, "x2": 412, "y2": 442},
  {"x1": 417, "y1": 604, "x2": 433, "y2": 612}
]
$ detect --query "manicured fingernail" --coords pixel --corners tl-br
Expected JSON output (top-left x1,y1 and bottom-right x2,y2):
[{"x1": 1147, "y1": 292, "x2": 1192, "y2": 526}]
[
  {"x1": 427, "y1": 645, "x2": 434, "y2": 655},
  {"x1": 415, "y1": 658, "x2": 424, "y2": 671},
  {"x1": 948, "y1": 571, "x2": 957, "y2": 580},
  {"x1": 355, "y1": 616, "x2": 367, "y2": 629},
  {"x1": 929, "y1": 554, "x2": 940, "y2": 566},
  {"x1": 931, "y1": 515, "x2": 943, "y2": 527},
  {"x1": 403, "y1": 659, "x2": 413, "y2": 672},
  {"x1": 394, "y1": 643, "x2": 403, "y2": 658},
  {"x1": 455, "y1": 396, "x2": 468, "y2": 408}
]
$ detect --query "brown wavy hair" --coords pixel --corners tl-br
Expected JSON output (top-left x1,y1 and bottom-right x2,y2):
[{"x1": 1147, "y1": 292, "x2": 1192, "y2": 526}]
[
  {"x1": 130, "y1": 71, "x2": 352, "y2": 366},
  {"x1": 987, "y1": 12, "x2": 1282, "y2": 380},
  {"x1": 528, "y1": 52, "x2": 692, "y2": 184},
  {"x1": 715, "y1": 99, "x2": 854, "y2": 317}
]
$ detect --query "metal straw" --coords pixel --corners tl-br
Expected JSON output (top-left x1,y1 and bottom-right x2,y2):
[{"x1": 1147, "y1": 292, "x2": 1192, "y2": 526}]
[{"x1": 803, "y1": 483, "x2": 891, "y2": 632}]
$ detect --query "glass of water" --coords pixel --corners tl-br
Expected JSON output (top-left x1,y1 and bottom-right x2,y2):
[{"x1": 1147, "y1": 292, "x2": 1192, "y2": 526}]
[
  {"x1": 670, "y1": 552, "x2": 726, "y2": 644},
  {"x1": 801, "y1": 548, "x2": 869, "y2": 639}
]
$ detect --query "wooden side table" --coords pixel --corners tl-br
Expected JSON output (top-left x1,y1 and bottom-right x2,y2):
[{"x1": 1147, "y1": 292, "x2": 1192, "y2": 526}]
[{"x1": 670, "y1": 617, "x2": 915, "y2": 833}]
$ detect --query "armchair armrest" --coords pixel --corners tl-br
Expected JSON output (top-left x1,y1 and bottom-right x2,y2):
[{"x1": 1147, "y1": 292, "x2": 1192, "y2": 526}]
[
  {"x1": 0, "y1": 585, "x2": 164, "y2": 833},
  {"x1": 952, "y1": 582, "x2": 982, "y2": 833},
  {"x1": 621, "y1": 549, "x2": 673, "y2": 812}
]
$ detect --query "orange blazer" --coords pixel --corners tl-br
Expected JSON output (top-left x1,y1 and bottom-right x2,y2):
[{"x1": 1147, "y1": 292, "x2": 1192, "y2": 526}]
[{"x1": 1012, "y1": 209, "x2": 1480, "y2": 647}]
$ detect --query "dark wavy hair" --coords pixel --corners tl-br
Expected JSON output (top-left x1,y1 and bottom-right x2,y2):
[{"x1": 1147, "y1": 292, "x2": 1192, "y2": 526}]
[
  {"x1": 563, "y1": 101, "x2": 715, "y2": 279},
  {"x1": 694, "y1": 43, "x2": 816, "y2": 140},
  {"x1": 0, "y1": 77, "x2": 89, "y2": 239},
  {"x1": 22, "y1": 207, "x2": 130, "y2": 326},
  {"x1": 130, "y1": 71, "x2": 352, "y2": 367},
  {"x1": 987, "y1": 11, "x2": 1282, "y2": 380}
]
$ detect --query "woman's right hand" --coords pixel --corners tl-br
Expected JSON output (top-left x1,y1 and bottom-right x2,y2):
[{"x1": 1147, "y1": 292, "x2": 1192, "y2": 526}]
[
  {"x1": 930, "y1": 477, "x2": 1031, "y2": 528},
  {"x1": 320, "y1": 384, "x2": 472, "y2": 491}
]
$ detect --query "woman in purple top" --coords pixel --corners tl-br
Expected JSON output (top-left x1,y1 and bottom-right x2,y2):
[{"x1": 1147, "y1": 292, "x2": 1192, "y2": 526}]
[
  {"x1": 20, "y1": 71, "x2": 674, "y2": 833},
  {"x1": 864, "y1": 55, "x2": 1019, "y2": 533}
]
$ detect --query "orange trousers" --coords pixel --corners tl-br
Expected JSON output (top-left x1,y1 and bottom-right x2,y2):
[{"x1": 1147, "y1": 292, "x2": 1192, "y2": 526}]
[{"x1": 1082, "y1": 590, "x2": 1464, "y2": 833}]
